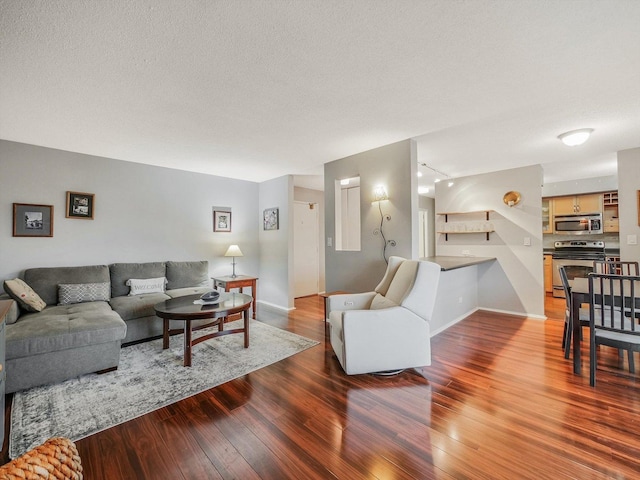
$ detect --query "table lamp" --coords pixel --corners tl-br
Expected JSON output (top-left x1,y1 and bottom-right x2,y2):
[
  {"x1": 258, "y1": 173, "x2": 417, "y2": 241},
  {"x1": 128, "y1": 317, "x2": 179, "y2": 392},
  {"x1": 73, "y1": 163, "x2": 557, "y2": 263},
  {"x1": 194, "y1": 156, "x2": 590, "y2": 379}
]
[{"x1": 224, "y1": 244, "x2": 243, "y2": 278}]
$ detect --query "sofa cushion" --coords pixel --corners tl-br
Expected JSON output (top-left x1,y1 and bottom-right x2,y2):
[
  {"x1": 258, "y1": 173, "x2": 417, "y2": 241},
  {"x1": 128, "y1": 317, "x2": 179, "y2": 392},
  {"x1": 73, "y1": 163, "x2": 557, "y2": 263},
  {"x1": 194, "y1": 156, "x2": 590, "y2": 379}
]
[
  {"x1": 109, "y1": 292, "x2": 170, "y2": 321},
  {"x1": 369, "y1": 293, "x2": 398, "y2": 310},
  {"x1": 3, "y1": 279, "x2": 46, "y2": 312},
  {"x1": 24, "y1": 265, "x2": 110, "y2": 306},
  {"x1": 110, "y1": 262, "x2": 166, "y2": 298},
  {"x1": 166, "y1": 261, "x2": 209, "y2": 290},
  {"x1": 166, "y1": 286, "x2": 212, "y2": 298},
  {"x1": 126, "y1": 277, "x2": 167, "y2": 296},
  {"x1": 6, "y1": 302, "x2": 126, "y2": 359},
  {"x1": 58, "y1": 282, "x2": 111, "y2": 305},
  {"x1": 385, "y1": 261, "x2": 419, "y2": 305}
]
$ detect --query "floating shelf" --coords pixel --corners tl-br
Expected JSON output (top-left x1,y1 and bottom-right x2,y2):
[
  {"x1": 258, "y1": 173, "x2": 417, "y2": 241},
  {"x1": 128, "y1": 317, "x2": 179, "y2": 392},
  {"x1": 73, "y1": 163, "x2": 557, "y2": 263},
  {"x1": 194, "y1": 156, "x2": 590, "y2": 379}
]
[{"x1": 436, "y1": 210, "x2": 494, "y2": 241}]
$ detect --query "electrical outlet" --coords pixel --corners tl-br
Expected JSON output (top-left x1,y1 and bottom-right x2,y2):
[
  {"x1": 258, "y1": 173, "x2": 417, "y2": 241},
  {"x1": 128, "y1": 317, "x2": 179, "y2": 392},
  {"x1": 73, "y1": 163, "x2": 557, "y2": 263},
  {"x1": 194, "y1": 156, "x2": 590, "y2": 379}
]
[
  {"x1": 462, "y1": 250, "x2": 470, "y2": 256},
  {"x1": 458, "y1": 297, "x2": 463, "y2": 304},
  {"x1": 327, "y1": 237, "x2": 332, "y2": 247}
]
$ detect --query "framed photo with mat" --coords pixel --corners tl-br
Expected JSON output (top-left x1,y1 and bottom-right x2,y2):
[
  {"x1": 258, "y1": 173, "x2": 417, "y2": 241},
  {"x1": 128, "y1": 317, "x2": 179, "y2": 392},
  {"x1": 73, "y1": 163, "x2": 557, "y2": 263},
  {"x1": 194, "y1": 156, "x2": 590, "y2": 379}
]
[
  {"x1": 66, "y1": 191, "x2": 94, "y2": 219},
  {"x1": 13, "y1": 203, "x2": 54, "y2": 237}
]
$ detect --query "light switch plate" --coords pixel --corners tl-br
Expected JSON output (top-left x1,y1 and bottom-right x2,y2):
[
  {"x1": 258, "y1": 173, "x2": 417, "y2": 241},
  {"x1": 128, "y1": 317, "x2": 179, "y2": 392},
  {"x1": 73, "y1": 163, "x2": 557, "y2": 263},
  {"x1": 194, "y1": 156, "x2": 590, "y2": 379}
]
[
  {"x1": 524, "y1": 237, "x2": 531, "y2": 246},
  {"x1": 628, "y1": 234, "x2": 638, "y2": 245},
  {"x1": 327, "y1": 237, "x2": 333, "y2": 247}
]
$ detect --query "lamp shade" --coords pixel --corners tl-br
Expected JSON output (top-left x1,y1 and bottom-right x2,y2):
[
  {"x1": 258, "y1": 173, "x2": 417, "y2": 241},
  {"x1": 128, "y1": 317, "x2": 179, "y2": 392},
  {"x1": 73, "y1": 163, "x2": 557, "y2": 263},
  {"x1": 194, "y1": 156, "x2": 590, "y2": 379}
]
[
  {"x1": 373, "y1": 185, "x2": 388, "y2": 202},
  {"x1": 224, "y1": 245, "x2": 243, "y2": 257}
]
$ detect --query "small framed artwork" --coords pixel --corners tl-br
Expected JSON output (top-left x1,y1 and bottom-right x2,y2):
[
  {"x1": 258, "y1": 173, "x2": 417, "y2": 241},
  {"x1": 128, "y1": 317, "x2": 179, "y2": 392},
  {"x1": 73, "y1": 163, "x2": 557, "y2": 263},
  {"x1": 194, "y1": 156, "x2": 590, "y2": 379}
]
[
  {"x1": 213, "y1": 210, "x2": 232, "y2": 232},
  {"x1": 263, "y1": 207, "x2": 279, "y2": 230},
  {"x1": 13, "y1": 203, "x2": 54, "y2": 237},
  {"x1": 66, "y1": 191, "x2": 94, "y2": 220}
]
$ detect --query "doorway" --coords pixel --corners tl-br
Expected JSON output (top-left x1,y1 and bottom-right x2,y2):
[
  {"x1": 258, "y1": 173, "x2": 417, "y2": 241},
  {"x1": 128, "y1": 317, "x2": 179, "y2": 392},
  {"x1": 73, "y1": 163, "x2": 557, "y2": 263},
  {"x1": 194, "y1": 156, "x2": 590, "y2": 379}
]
[
  {"x1": 419, "y1": 209, "x2": 429, "y2": 258},
  {"x1": 293, "y1": 201, "x2": 320, "y2": 298}
]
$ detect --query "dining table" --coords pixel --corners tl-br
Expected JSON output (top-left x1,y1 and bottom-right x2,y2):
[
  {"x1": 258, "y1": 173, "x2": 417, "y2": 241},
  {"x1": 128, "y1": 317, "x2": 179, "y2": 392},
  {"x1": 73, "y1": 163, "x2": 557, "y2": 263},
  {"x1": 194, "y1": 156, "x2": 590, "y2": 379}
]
[{"x1": 570, "y1": 275, "x2": 640, "y2": 375}]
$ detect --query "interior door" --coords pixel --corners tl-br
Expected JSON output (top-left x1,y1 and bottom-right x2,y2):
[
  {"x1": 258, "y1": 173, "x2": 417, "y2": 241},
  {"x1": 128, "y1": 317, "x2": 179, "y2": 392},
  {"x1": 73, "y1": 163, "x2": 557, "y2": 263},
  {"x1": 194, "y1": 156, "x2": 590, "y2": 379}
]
[{"x1": 294, "y1": 201, "x2": 319, "y2": 298}]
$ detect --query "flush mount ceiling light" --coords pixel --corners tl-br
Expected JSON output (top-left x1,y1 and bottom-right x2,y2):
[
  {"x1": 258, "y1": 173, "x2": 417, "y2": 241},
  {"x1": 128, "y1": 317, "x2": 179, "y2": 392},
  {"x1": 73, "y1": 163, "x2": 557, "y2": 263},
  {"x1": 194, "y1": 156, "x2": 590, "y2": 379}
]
[{"x1": 558, "y1": 128, "x2": 594, "y2": 146}]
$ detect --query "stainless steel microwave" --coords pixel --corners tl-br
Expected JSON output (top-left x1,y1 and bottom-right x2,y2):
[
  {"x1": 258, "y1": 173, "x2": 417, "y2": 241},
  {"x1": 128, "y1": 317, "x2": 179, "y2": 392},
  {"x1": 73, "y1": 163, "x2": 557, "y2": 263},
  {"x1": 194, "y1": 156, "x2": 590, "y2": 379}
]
[{"x1": 554, "y1": 213, "x2": 603, "y2": 235}]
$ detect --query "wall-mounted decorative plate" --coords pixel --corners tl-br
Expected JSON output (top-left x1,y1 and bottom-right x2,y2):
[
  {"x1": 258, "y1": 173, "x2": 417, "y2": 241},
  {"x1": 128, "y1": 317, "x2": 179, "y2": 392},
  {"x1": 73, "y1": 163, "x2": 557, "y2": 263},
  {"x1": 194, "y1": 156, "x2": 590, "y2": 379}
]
[{"x1": 503, "y1": 191, "x2": 521, "y2": 207}]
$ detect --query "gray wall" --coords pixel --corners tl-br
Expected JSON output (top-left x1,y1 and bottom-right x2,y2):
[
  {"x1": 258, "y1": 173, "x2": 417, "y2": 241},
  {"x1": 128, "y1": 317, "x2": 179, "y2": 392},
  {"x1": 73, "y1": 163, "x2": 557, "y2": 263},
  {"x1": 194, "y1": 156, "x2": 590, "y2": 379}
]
[
  {"x1": 324, "y1": 139, "x2": 416, "y2": 292},
  {"x1": 0, "y1": 140, "x2": 260, "y2": 285},
  {"x1": 435, "y1": 164, "x2": 545, "y2": 318},
  {"x1": 618, "y1": 147, "x2": 640, "y2": 261},
  {"x1": 258, "y1": 175, "x2": 294, "y2": 310},
  {"x1": 294, "y1": 186, "x2": 326, "y2": 293}
]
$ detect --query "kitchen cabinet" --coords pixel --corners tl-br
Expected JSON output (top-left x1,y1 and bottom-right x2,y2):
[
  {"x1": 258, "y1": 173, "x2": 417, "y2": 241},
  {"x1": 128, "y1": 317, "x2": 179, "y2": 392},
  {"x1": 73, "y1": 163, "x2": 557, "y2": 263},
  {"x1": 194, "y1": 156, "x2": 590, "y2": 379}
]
[
  {"x1": 544, "y1": 255, "x2": 553, "y2": 294},
  {"x1": 436, "y1": 210, "x2": 494, "y2": 241},
  {"x1": 603, "y1": 191, "x2": 619, "y2": 232},
  {"x1": 542, "y1": 198, "x2": 553, "y2": 234},
  {"x1": 553, "y1": 193, "x2": 602, "y2": 216}
]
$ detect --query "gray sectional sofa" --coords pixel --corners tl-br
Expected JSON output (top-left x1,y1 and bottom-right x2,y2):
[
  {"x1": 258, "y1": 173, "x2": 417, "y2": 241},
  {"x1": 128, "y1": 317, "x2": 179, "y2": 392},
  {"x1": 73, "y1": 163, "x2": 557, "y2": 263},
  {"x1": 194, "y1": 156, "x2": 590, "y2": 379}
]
[{"x1": 2, "y1": 261, "x2": 211, "y2": 393}]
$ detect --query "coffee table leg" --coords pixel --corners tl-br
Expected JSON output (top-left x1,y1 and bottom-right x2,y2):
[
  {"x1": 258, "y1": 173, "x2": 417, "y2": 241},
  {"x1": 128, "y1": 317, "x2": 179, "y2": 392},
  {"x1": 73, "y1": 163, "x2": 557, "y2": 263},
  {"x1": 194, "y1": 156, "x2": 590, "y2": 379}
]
[
  {"x1": 163, "y1": 319, "x2": 170, "y2": 349},
  {"x1": 244, "y1": 308, "x2": 250, "y2": 348},
  {"x1": 184, "y1": 319, "x2": 192, "y2": 367}
]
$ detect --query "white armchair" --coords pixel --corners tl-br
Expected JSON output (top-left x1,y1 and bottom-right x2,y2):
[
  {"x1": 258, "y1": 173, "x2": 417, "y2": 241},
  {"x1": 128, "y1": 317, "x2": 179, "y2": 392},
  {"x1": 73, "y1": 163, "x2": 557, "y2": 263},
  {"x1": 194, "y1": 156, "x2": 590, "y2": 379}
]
[{"x1": 328, "y1": 256, "x2": 441, "y2": 375}]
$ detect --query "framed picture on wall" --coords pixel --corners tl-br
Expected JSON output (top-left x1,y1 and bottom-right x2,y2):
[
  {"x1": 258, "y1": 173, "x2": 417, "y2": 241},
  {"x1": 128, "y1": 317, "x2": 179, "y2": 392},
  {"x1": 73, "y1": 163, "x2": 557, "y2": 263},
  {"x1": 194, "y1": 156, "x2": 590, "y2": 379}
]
[
  {"x1": 263, "y1": 207, "x2": 279, "y2": 230},
  {"x1": 66, "y1": 191, "x2": 95, "y2": 219},
  {"x1": 13, "y1": 203, "x2": 54, "y2": 237},
  {"x1": 213, "y1": 210, "x2": 232, "y2": 232}
]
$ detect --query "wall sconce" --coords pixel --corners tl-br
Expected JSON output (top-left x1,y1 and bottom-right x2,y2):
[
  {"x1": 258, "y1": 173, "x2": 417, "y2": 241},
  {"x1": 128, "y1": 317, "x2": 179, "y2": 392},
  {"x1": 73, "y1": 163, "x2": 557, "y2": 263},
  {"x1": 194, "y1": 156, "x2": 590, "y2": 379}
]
[
  {"x1": 503, "y1": 191, "x2": 521, "y2": 207},
  {"x1": 373, "y1": 185, "x2": 388, "y2": 202}
]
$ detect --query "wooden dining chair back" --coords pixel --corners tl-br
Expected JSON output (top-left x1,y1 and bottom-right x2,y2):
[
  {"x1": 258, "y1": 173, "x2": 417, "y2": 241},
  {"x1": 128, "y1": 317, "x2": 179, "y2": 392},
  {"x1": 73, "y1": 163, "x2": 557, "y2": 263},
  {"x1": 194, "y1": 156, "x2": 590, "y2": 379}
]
[
  {"x1": 593, "y1": 260, "x2": 639, "y2": 276},
  {"x1": 559, "y1": 266, "x2": 591, "y2": 359},
  {"x1": 588, "y1": 273, "x2": 640, "y2": 386}
]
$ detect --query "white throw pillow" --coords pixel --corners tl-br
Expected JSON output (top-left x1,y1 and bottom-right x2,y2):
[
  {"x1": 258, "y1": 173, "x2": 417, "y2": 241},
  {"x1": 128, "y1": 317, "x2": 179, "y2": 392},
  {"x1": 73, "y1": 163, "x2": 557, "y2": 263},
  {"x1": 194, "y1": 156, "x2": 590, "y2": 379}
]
[
  {"x1": 58, "y1": 282, "x2": 111, "y2": 305},
  {"x1": 126, "y1": 277, "x2": 167, "y2": 296}
]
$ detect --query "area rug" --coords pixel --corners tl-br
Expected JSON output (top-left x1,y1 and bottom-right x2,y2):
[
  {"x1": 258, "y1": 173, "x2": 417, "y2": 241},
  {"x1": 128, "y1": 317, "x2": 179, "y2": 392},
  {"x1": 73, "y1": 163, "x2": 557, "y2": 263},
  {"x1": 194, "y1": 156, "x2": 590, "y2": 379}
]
[{"x1": 9, "y1": 319, "x2": 319, "y2": 459}]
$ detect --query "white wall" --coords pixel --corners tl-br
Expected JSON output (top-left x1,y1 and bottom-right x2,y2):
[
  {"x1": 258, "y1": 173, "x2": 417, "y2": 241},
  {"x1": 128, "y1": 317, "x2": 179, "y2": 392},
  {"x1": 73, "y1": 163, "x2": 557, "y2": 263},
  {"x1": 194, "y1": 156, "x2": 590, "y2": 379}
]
[
  {"x1": 324, "y1": 139, "x2": 416, "y2": 292},
  {"x1": 294, "y1": 186, "x2": 325, "y2": 293},
  {"x1": 435, "y1": 164, "x2": 545, "y2": 318},
  {"x1": 617, "y1": 147, "x2": 640, "y2": 261},
  {"x1": 0, "y1": 140, "x2": 259, "y2": 284},
  {"x1": 542, "y1": 175, "x2": 618, "y2": 197},
  {"x1": 258, "y1": 175, "x2": 294, "y2": 310}
]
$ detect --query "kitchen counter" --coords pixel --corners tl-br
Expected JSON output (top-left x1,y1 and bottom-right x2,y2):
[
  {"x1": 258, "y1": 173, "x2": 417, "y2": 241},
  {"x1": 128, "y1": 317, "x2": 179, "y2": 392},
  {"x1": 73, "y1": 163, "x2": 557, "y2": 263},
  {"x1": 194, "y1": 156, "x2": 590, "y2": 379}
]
[{"x1": 421, "y1": 256, "x2": 496, "y2": 271}]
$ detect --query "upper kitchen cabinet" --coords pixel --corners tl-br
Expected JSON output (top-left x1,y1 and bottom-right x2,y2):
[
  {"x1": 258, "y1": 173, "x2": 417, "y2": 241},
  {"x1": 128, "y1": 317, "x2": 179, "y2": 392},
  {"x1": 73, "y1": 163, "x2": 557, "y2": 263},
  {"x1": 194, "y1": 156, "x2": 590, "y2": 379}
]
[
  {"x1": 542, "y1": 198, "x2": 553, "y2": 234},
  {"x1": 603, "y1": 191, "x2": 619, "y2": 232},
  {"x1": 552, "y1": 193, "x2": 602, "y2": 216}
]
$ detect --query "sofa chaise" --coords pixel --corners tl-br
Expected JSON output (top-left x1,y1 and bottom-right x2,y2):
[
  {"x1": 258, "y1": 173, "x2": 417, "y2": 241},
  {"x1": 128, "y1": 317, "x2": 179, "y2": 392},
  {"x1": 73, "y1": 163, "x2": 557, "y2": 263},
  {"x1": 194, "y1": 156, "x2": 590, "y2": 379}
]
[{"x1": 2, "y1": 260, "x2": 211, "y2": 393}]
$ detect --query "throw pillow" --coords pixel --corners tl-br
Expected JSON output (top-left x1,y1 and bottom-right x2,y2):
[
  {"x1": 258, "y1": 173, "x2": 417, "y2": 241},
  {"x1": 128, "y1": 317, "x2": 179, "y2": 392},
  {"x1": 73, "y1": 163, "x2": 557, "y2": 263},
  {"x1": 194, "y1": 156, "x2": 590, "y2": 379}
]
[
  {"x1": 58, "y1": 282, "x2": 111, "y2": 305},
  {"x1": 3, "y1": 278, "x2": 47, "y2": 312},
  {"x1": 369, "y1": 293, "x2": 398, "y2": 310},
  {"x1": 126, "y1": 277, "x2": 167, "y2": 296}
]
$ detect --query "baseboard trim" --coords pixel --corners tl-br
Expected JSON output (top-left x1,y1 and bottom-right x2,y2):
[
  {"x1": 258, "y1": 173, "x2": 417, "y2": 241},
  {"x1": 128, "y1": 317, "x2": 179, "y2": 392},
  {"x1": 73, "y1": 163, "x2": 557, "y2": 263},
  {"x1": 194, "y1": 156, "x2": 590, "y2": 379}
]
[
  {"x1": 479, "y1": 307, "x2": 547, "y2": 321},
  {"x1": 256, "y1": 300, "x2": 295, "y2": 312}
]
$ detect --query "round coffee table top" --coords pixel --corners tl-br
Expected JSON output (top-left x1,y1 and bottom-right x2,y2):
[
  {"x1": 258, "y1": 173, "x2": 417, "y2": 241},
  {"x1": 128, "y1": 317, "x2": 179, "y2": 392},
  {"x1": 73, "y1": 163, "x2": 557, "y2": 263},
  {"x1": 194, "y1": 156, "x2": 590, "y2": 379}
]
[{"x1": 154, "y1": 292, "x2": 253, "y2": 320}]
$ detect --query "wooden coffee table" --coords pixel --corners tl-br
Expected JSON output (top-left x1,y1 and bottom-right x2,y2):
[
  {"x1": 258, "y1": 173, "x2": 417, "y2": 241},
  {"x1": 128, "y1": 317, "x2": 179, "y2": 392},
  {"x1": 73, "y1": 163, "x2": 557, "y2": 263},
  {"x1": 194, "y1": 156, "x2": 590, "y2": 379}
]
[{"x1": 154, "y1": 292, "x2": 253, "y2": 366}]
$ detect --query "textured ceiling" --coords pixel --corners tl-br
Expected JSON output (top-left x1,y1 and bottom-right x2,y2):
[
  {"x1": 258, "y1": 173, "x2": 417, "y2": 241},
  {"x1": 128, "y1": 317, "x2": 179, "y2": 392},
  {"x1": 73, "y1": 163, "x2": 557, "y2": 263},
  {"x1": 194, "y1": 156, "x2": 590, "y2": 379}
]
[{"x1": 1, "y1": 0, "x2": 639, "y2": 193}]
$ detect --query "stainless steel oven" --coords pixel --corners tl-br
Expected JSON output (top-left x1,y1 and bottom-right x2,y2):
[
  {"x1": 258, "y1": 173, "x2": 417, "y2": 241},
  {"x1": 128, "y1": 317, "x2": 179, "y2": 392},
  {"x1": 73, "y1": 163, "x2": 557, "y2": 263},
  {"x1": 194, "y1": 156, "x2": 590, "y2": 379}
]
[
  {"x1": 551, "y1": 240, "x2": 605, "y2": 298},
  {"x1": 554, "y1": 213, "x2": 603, "y2": 235}
]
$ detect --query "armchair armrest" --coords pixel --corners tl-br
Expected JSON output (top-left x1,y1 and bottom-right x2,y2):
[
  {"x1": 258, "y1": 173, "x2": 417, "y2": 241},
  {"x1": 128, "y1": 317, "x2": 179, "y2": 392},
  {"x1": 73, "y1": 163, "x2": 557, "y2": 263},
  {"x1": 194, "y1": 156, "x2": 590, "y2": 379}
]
[{"x1": 327, "y1": 292, "x2": 376, "y2": 314}]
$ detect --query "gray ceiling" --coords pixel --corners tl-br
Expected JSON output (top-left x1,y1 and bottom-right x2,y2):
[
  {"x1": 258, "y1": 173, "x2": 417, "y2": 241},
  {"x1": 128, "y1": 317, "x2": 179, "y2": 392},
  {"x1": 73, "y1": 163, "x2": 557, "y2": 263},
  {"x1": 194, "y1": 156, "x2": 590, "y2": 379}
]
[{"x1": 1, "y1": 1, "x2": 639, "y2": 194}]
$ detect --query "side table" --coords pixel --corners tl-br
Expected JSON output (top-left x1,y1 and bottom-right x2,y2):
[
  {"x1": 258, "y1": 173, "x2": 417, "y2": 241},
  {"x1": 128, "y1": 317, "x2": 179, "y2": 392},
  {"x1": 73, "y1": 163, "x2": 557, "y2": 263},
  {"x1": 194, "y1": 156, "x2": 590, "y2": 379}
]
[{"x1": 212, "y1": 275, "x2": 258, "y2": 319}]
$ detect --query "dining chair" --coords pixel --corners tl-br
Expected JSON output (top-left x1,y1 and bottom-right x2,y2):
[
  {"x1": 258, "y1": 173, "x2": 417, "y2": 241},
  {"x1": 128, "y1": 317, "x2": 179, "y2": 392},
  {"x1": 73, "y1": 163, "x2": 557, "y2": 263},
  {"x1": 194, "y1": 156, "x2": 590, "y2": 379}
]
[
  {"x1": 559, "y1": 266, "x2": 589, "y2": 359},
  {"x1": 593, "y1": 260, "x2": 639, "y2": 276},
  {"x1": 588, "y1": 273, "x2": 640, "y2": 386}
]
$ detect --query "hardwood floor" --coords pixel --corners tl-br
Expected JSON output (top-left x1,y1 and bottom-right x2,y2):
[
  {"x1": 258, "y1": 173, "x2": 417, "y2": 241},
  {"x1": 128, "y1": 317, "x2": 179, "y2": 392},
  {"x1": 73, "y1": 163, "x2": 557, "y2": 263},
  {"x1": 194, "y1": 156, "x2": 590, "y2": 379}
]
[{"x1": 5, "y1": 294, "x2": 640, "y2": 478}]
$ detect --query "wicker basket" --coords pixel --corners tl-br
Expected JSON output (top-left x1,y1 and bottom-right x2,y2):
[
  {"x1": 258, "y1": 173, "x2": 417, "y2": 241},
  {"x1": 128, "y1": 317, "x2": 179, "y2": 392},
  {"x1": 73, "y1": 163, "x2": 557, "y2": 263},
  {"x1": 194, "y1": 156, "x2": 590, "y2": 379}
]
[{"x1": 0, "y1": 437, "x2": 83, "y2": 480}]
